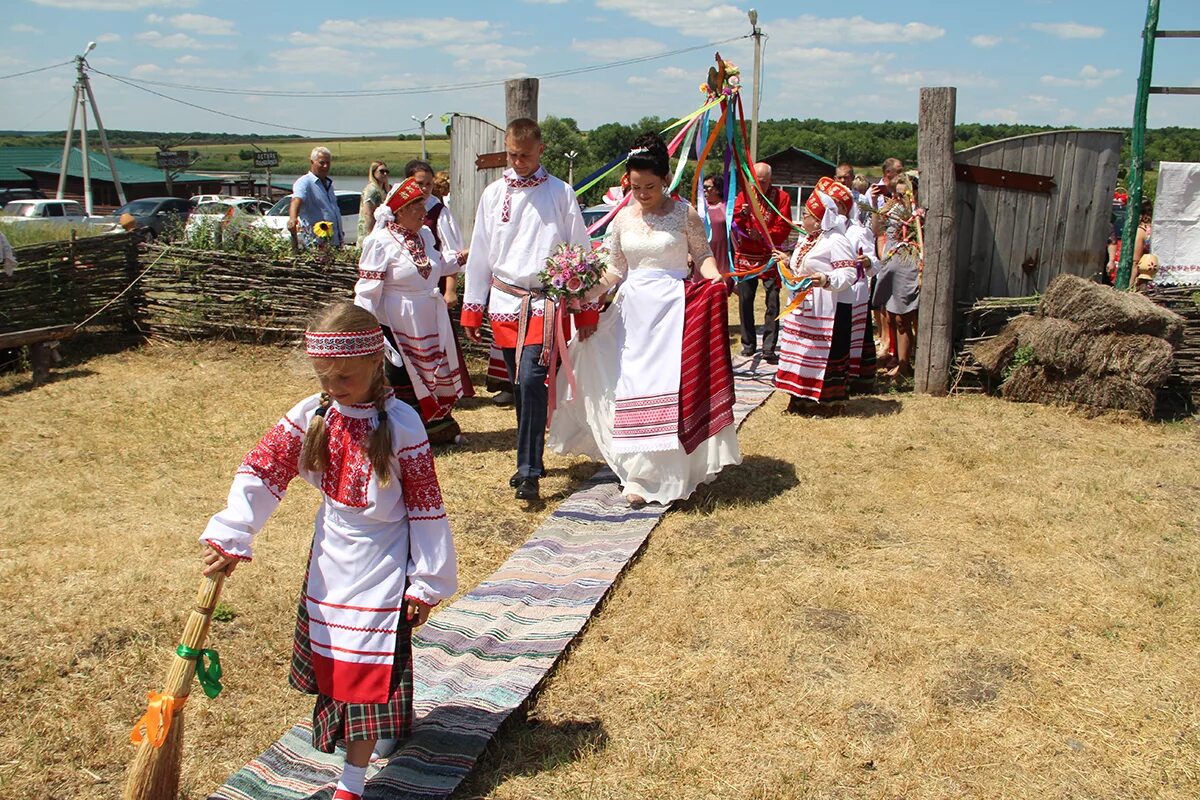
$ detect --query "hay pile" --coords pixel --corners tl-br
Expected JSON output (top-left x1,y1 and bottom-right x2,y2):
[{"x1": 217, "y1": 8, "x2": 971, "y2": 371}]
[{"x1": 971, "y1": 275, "x2": 1184, "y2": 417}]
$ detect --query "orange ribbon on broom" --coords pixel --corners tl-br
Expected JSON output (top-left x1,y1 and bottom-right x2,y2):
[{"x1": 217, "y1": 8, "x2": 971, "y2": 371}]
[{"x1": 130, "y1": 691, "x2": 184, "y2": 749}]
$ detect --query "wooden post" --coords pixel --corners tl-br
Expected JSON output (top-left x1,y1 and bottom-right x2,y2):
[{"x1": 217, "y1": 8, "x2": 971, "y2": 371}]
[
  {"x1": 914, "y1": 86, "x2": 958, "y2": 396},
  {"x1": 505, "y1": 78, "x2": 539, "y2": 125}
]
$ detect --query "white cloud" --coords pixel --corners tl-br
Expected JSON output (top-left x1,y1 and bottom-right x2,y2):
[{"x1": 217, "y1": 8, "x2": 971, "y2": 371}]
[
  {"x1": 979, "y1": 107, "x2": 1020, "y2": 123},
  {"x1": 298, "y1": 17, "x2": 499, "y2": 48},
  {"x1": 268, "y1": 46, "x2": 368, "y2": 75},
  {"x1": 772, "y1": 15, "x2": 945, "y2": 44},
  {"x1": 96, "y1": 33, "x2": 121, "y2": 43},
  {"x1": 970, "y1": 35, "x2": 1001, "y2": 48},
  {"x1": 31, "y1": 0, "x2": 195, "y2": 8},
  {"x1": 135, "y1": 30, "x2": 203, "y2": 49},
  {"x1": 877, "y1": 67, "x2": 998, "y2": 89},
  {"x1": 627, "y1": 76, "x2": 654, "y2": 86},
  {"x1": 176, "y1": 54, "x2": 202, "y2": 65},
  {"x1": 1041, "y1": 64, "x2": 1120, "y2": 87},
  {"x1": 658, "y1": 66, "x2": 690, "y2": 80},
  {"x1": 11, "y1": 23, "x2": 43, "y2": 34},
  {"x1": 130, "y1": 63, "x2": 164, "y2": 78},
  {"x1": 145, "y1": 13, "x2": 163, "y2": 24},
  {"x1": 1030, "y1": 22, "x2": 1105, "y2": 39},
  {"x1": 169, "y1": 13, "x2": 237, "y2": 36},
  {"x1": 595, "y1": 0, "x2": 745, "y2": 39},
  {"x1": 571, "y1": 37, "x2": 665, "y2": 60}
]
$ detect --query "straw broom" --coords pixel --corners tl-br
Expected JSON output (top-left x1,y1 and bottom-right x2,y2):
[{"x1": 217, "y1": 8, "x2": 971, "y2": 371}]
[{"x1": 123, "y1": 572, "x2": 226, "y2": 800}]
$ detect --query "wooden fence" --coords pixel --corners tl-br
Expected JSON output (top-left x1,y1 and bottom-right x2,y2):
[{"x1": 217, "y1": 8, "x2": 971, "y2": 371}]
[{"x1": 1, "y1": 233, "x2": 141, "y2": 336}]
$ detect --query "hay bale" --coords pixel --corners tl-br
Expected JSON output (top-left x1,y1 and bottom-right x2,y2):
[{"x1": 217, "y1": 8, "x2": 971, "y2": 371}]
[
  {"x1": 1001, "y1": 364, "x2": 1156, "y2": 417},
  {"x1": 1016, "y1": 316, "x2": 1175, "y2": 387},
  {"x1": 1039, "y1": 275, "x2": 1184, "y2": 343},
  {"x1": 970, "y1": 316, "x2": 1024, "y2": 375}
]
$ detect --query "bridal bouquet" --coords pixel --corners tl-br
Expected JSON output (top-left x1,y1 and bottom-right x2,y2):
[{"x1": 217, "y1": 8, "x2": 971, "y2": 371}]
[{"x1": 540, "y1": 242, "x2": 607, "y2": 303}]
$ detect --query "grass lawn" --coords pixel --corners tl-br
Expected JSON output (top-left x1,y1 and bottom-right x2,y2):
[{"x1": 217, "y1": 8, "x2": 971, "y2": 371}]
[
  {"x1": 0, "y1": 342, "x2": 1196, "y2": 799},
  {"x1": 116, "y1": 137, "x2": 453, "y2": 177}
]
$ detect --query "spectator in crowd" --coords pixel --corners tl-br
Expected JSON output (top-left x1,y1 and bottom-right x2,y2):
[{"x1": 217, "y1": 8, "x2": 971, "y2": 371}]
[
  {"x1": 358, "y1": 160, "x2": 391, "y2": 242},
  {"x1": 702, "y1": 174, "x2": 729, "y2": 275},
  {"x1": 732, "y1": 162, "x2": 792, "y2": 363},
  {"x1": 1109, "y1": 197, "x2": 1153, "y2": 288},
  {"x1": 288, "y1": 146, "x2": 343, "y2": 247},
  {"x1": 432, "y1": 170, "x2": 451, "y2": 203},
  {"x1": 866, "y1": 157, "x2": 904, "y2": 211}
]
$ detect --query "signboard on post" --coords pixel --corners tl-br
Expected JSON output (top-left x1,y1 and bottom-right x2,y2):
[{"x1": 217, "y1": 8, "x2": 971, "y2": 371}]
[
  {"x1": 155, "y1": 151, "x2": 191, "y2": 170},
  {"x1": 253, "y1": 150, "x2": 279, "y2": 169}
]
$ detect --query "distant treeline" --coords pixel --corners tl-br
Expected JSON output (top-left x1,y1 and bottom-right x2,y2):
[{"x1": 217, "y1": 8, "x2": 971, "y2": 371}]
[{"x1": 0, "y1": 130, "x2": 433, "y2": 149}]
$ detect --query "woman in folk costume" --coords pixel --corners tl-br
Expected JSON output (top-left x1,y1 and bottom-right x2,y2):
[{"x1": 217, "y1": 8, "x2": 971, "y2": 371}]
[
  {"x1": 356, "y1": 176, "x2": 471, "y2": 445},
  {"x1": 870, "y1": 174, "x2": 921, "y2": 382},
  {"x1": 199, "y1": 302, "x2": 457, "y2": 800},
  {"x1": 774, "y1": 180, "x2": 860, "y2": 416},
  {"x1": 461, "y1": 117, "x2": 596, "y2": 502},
  {"x1": 548, "y1": 133, "x2": 740, "y2": 507},
  {"x1": 841, "y1": 180, "x2": 879, "y2": 394}
]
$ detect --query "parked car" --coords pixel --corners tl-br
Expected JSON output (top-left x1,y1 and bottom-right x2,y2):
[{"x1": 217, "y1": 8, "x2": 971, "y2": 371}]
[
  {"x1": 0, "y1": 187, "x2": 46, "y2": 207},
  {"x1": 96, "y1": 197, "x2": 196, "y2": 240},
  {"x1": 190, "y1": 194, "x2": 230, "y2": 205},
  {"x1": 184, "y1": 197, "x2": 274, "y2": 236},
  {"x1": 0, "y1": 199, "x2": 90, "y2": 224},
  {"x1": 581, "y1": 203, "x2": 615, "y2": 238},
  {"x1": 254, "y1": 190, "x2": 361, "y2": 245}
]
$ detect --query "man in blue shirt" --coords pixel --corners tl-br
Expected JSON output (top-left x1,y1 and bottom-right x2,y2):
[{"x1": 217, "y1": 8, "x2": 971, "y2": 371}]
[{"x1": 288, "y1": 146, "x2": 343, "y2": 246}]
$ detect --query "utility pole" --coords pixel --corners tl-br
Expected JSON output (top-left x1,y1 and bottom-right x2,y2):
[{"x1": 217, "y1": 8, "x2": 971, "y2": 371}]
[
  {"x1": 411, "y1": 113, "x2": 433, "y2": 161},
  {"x1": 57, "y1": 41, "x2": 125, "y2": 213},
  {"x1": 564, "y1": 150, "x2": 578, "y2": 186},
  {"x1": 748, "y1": 8, "x2": 764, "y2": 162}
]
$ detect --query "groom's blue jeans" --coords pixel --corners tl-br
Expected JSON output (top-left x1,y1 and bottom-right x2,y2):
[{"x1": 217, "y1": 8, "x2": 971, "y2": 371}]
[{"x1": 501, "y1": 344, "x2": 548, "y2": 481}]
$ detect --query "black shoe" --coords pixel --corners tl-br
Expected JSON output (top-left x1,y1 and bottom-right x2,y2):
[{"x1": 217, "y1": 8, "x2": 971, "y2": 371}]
[
  {"x1": 515, "y1": 477, "x2": 539, "y2": 501},
  {"x1": 763, "y1": 353, "x2": 779, "y2": 365},
  {"x1": 740, "y1": 347, "x2": 756, "y2": 357},
  {"x1": 509, "y1": 471, "x2": 522, "y2": 488},
  {"x1": 493, "y1": 390, "x2": 515, "y2": 406}
]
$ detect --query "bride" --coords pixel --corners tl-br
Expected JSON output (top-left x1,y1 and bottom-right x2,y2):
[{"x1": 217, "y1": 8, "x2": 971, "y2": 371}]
[{"x1": 548, "y1": 133, "x2": 741, "y2": 507}]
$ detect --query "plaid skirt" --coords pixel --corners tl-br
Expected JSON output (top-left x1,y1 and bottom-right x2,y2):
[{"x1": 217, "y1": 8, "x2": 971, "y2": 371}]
[{"x1": 289, "y1": 586, "x2": 414, "y2": 753}]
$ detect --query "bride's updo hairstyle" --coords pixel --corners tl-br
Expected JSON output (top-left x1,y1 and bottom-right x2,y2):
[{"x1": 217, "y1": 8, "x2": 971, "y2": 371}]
[{"x1": 625, "y1": 132, "x2": 670, "y2": 180}]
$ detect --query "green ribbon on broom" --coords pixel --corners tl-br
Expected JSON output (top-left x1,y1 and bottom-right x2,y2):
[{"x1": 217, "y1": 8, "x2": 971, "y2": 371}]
[{"x1": 176, "y1": 644, "x2": 223, "y2": 699}]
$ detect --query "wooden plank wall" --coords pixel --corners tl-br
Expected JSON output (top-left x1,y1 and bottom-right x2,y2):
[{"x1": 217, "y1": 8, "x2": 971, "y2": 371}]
[
  {"x1": 954, "y1": 130, "x2": 1121, "y2": 306},
  {"x1": 449, "y1": 114, "x2": 506, "y2": 246}
]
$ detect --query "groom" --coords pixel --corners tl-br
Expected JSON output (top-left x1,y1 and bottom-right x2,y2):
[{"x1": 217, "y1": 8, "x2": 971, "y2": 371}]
[{"x1": 461, "y1": 118, "x2": 595, "y2": 502}]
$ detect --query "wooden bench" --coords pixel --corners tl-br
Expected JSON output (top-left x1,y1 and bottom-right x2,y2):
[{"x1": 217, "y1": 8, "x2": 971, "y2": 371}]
[{"x1": 0, "y1": 324, "x2": 75, "y2": 385}]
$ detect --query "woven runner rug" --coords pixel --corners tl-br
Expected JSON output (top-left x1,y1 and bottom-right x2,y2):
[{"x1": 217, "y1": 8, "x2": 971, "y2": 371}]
[{"x1": 211, "y1": 357, "x2": 777, "y2": 800}]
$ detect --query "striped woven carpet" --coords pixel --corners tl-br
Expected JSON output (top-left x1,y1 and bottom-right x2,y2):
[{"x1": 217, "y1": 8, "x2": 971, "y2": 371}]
[{"x1": 210, "y1": 357, "x2": 777, "y2": 800}]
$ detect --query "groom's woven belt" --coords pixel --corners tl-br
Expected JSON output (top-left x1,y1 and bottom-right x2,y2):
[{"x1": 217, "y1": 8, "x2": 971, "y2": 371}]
[{"x1": 490, "y1": 277, "x2": 556, "y2": 378}]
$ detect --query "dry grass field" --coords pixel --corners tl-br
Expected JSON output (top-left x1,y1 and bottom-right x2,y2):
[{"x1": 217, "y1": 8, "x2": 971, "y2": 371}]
[
  {"x1": 0, "y1": 343, "x2": 1197, "y2": 799},
  {"x1": 116, "y1": 138, "x2": 452, "y2": 177}
]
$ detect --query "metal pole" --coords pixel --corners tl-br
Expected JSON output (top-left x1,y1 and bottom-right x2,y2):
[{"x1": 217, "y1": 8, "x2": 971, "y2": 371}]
[
  {"x1": 1117, "y1": 0, "x2": 1160, "y2": 290},
  {"x1": 57, "y1": 82, "x2": 80, "y2": 199},
  {"x1": 565, "y1": 150, "x2": 578, "y2": 186},
  {"x1": 82, "y1": 69, "x2": 126, "y2": 206},
  {"x1": 412, "y1": 113, "x2": 433, "y2": 161},
  {"x1": 79, "y1": 89, "x2": 92, "y2": 215},
  {"x1": 749, "y1": 9, "x2": 763, "y2": 162}
]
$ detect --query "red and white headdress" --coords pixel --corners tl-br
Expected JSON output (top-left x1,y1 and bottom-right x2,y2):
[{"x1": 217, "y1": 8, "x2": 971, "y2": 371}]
[
  {"x1": 806, "y1": 177, "x2": 853, "y2": 231},
  {"x1": 304, "y1": 327, "x2": 385, "y2": 358},
  {"x1": 385, "y1": 176, "x2": 425, "y2": 214}
]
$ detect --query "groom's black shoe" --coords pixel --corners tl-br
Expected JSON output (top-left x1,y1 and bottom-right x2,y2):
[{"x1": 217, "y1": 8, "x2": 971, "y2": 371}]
[
  {"x1": 509, "y1": 472, "x2": 522, "y2": 488},
  {"x1": 515, "y1": 477, "x2": 540, "y2": 501}
]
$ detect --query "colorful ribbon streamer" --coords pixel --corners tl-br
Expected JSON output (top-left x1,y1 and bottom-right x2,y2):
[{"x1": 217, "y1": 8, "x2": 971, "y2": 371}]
[
  {"x1": 129, "y1": 691, "x2": 182, "y2": 748},
  {"x1": 177, "y1": 643, "x2": 224, "y2": 699}
]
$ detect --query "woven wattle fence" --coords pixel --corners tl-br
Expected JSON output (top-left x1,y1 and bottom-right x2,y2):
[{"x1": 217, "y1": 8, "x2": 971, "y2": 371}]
[{"x1": 209, "y1": 358, "x2": 778, "y2": 800}]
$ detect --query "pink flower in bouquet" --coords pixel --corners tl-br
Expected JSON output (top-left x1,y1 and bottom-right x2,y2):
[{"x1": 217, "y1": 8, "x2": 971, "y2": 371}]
[{"x1": 565, "y1": 276, "x2": 583, "y2": 293}]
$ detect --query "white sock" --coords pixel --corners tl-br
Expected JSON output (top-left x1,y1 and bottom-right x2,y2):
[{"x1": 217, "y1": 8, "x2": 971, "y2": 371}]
[
  {"x1": 337, "y1": 762, "x2": 367, "y2": 797},
  {"x1": 372, "y1": 738, "x2": 397, "y2": 760}
]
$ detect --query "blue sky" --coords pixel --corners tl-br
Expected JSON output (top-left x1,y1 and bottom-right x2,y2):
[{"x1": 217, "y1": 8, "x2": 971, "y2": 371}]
[{"x1": 2, "y1": 0, "x2": 1197, "y2": 136}]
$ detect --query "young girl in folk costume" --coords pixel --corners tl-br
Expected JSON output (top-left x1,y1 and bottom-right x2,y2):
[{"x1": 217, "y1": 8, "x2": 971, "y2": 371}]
[
  {"x1": 461, "y1": 117, "x2": 595, "y2": 502},
  {"x1": 199, "y1": 302, "x2": 457, "y2": 800},
  {"x1": 840, "y1": 177, "x2": 880, "y2": 394},
  {"x1": 774, "y1": 179, "x2": 860, "y2": 416},
  {"x1": 548, "y1": 133, "x2": 741, "y2": 507},
  {"x1": 357, "y1": 176, "x2": 472, "y2": 445},
  {"x1": 871, "y1": 174, "x2": 921, "y2": 382}
]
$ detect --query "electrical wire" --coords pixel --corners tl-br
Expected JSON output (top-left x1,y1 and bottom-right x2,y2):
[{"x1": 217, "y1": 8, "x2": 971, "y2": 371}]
[
  {"x1": 98, "y1": 71, "x2": 422, "y2": 136},
  {"x1": 0, "y1": 61, "x2": 73, "y2": 80},
  {"x1": 89, "y1": 34, "x2": 750, "y2": 99}
]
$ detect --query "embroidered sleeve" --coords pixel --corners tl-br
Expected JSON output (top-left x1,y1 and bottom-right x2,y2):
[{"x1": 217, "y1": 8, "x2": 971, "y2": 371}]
[
  {"x1": 589, "y1": 212, "x2": 627, "y2": 300},
  {"x1": 394, "y1": 414, "x2": 457, "y2": 606},
  {"x1": 826, "y1": 238, "x2": 861, "y2": 293},
  {"x1": 200, "y1": 397, "x2": 314, "y2": 561},
  {"x1": 684, "y1": 204, "x2": 716, "y2": 266},
  {"x1": 354, "y1": 237, "x2": 388, "y2": 318}
]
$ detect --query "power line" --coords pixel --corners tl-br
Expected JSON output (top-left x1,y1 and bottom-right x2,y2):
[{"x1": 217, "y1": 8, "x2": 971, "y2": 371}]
[
  {"x1": 0, "y1": 61, "x2": 73, "y2": 80},
  {"x1": 98, "y1": 72, "x2": 421, "y2": 136},
  {"x1": 90, "y1": 35, "x2": 750, "y2": 99}
]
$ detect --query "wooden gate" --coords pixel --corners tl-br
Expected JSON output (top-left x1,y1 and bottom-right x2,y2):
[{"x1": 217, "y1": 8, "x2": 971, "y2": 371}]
[
  {"x1": 449, "y1": 114, "x2": 505, "y2": 244},
  {"x1": 954, "y1": 130, "x2": 1122, "y2": 304}
]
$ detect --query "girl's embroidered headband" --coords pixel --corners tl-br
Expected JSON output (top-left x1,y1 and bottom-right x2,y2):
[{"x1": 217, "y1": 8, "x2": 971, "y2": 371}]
[{"x1": 304, "y1": 328, "x2": 384, "y2": 358}]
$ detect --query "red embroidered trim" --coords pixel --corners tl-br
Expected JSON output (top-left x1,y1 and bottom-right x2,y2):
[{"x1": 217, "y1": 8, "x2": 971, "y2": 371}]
[
  {"x1": 404, "y1": 594, "x2": 438, "y2": 608},
  {"x1": 358, "y1": 269, "x2": 386, "y2": 280},
  {"x1": 202, "y1": 538, "x2": 252, "y2": 562},
  {"x1": 399, "y1": 445, "x2": 444, "y2": 511},
  {"x1": 321, "y1": 410, "x2": 373, "y2": 508},
  {"x1": 386, "y1": 222, "x2": 431, "y2": 278},
  {"x1": 240, "y1": 422, "x2": 302, "y2": 497},
  {"x1": 501, "y1": 171, "x2": 548, "y2": 222},
  {"x1": 462, "y1": 302, "x2": 485, "y2": 314}
]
